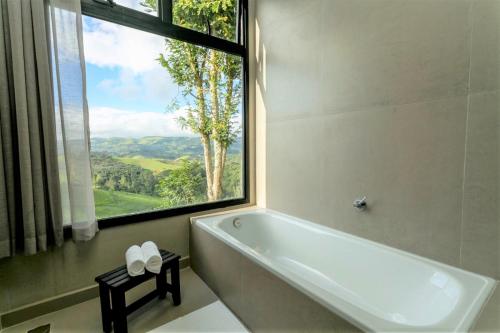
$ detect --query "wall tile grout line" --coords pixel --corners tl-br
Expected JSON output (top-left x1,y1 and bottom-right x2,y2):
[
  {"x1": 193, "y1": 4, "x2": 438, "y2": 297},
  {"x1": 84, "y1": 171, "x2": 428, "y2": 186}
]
[
  {"x1": 266, "y1": 93, "x2": 473, "y2": 125},
  {"x1": 459, "y1": 0, "x2": 476, "y2": 270}
]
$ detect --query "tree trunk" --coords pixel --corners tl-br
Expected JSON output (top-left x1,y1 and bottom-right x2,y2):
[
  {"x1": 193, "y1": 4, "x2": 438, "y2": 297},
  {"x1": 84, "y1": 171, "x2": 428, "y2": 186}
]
[
  {"x1": 208, "y1": 49, "x2": 221, "y2": 201},
  {"x1": 187, "y1": 47, "x2": 214, "y2": 201},
  {"x1": 200, "y1": 135, "x2": 214, "y2": 201},
  {"x1": 209, "y1": 50, "x2": 220, "y2": 124},
  {"x1": 212, "y1": 141, "x2": 227, "y2": 200}
]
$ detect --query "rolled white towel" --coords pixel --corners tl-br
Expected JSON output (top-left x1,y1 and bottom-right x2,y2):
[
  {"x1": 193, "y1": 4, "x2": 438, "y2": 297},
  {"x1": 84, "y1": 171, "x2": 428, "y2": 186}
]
[
  {"x1": 141, "y1": 241, "x2": 162, "y2": 274},
  {"x1": 125, "y1": 245, "x2": 145, "y2": 276}
]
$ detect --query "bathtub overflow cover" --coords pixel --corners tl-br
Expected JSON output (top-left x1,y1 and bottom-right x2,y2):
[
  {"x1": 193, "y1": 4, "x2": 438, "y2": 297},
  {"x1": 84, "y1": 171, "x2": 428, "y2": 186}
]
[{"x1": 233, "y1": 218, "x2": 242, "y2": 228}]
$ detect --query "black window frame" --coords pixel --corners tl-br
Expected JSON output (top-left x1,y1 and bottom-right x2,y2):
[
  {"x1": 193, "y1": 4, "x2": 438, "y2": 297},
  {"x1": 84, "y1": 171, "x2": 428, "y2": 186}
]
[{"x1": 78, "y1": 0, "x2": 250, "y2": 230}]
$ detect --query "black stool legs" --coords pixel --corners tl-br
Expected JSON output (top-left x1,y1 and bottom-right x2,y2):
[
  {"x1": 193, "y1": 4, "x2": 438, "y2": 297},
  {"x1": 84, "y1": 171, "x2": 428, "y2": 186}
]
[
  {"x1": 111, "y1": 289, "x2": 127, "y2": 333},
  {"x1": 170, "y1": 260, "x2": 181, "y2": 306},
  {"x1": 99, "y1": 284, "x2": 112, "y2": 333},
  {"x1": 95, "y1": 251, "x2": 181, "y2": 333},
  {"x1": 156, "y1": 268, "x2": 167, "y2": 300}
]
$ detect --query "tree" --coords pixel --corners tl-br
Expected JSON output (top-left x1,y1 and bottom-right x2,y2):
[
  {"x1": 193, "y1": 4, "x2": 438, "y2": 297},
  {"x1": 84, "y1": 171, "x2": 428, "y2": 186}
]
[
  {"x1": 90, "y1": 152, "x2": 160, "y2": 196},
  {"x1": 157, "y1": 158, "x2": 207, "y2": 207},
  {"x1": 119, "y1": 175, "x2": 128, "y2": 190},
  {"x1": 222, "y1": 155, "x2": 241, "y2": 198},
  {"x1": 142, "y1": 0, "x2": 241, "y2": 202}
]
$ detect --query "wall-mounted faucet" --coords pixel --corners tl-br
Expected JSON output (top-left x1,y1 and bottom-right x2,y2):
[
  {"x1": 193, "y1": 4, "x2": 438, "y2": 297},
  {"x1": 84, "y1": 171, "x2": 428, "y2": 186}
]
[{"x1": 353, "y1": 197, "x2": 367, "y2": 211}]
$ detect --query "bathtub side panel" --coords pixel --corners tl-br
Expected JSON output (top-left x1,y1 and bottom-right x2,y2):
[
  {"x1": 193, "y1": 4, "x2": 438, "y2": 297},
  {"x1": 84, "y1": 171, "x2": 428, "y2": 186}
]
[
  {"x1": 190, "y1": 223, "x2": 361, "y2": 333},
  {"x1": 190, "y1": 221, "x2": 244, "y2": 316}
]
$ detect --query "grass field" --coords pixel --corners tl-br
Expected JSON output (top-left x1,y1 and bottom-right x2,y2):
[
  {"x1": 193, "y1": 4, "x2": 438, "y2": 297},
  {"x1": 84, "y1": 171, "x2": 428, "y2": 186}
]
[
  {"x1": 116, "y1": 156, "x2": 180, "y2": 173},
  {"x1": 94, "y1": 189, "x2": 163, "y2": 219}
]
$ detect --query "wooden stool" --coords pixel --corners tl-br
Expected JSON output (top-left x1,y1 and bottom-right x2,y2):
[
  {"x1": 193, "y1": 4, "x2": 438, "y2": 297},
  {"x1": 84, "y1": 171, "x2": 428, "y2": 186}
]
[{"x1": 95, "y1": 250, "x2": 181, "y2": 333}]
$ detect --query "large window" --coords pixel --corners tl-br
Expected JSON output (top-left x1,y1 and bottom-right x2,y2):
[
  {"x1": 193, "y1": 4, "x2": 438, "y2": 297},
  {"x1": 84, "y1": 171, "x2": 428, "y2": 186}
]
[{"x1": 81, "y1": 0, "x2": 248, "y2": 225}]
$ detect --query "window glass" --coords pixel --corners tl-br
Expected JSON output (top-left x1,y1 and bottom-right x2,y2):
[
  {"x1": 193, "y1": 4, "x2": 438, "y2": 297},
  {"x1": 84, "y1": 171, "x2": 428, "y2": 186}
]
[
  {"x1": 172, "y1": 0, "x2": 239, "y2": 42},
  {"x1": 114, "y1": 0, "x2": 158, "y2": 16},
  {"x1": 83, "y1": 16, "x2": 244, "y2": 219}
]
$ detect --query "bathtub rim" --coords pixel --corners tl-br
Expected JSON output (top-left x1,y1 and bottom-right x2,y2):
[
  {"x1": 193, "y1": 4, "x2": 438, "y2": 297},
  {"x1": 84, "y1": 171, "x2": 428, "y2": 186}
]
[{"x1": 192, "y1": 207, "x2": 497, "y2": 332}]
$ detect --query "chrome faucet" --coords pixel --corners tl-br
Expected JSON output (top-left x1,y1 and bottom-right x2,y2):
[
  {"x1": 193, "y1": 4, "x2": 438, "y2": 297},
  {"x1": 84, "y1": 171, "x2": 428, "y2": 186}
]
[{"x1": 353, "y1": 196, "x2": 367, "y2": 210}]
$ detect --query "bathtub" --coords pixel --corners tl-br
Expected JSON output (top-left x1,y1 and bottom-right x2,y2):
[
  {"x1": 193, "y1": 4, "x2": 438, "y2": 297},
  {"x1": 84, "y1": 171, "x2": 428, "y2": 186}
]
[{"x1": 193, "y1": 208, "x2": 496, "y2": 332}]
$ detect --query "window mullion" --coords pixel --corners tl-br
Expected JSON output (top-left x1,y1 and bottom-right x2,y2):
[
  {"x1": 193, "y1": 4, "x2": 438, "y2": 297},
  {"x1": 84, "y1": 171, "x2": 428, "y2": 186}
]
[
  {"x1": 236, "y1": 0, "x2": 242, "y2": 45},
  {"x1": 158, "y1": 0, "x2": 172, "y2": 24},
  {"x1": 81, "y1": 0, "x2": 245, "y2": 57}
]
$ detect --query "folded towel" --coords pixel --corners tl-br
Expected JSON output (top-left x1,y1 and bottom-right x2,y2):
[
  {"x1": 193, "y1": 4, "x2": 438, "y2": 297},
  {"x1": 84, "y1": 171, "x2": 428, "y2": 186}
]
[
  {"x1": 141, "y1": 241, "x2": 162, "y2": 274},
  {"x1": 125, "y1": 245, "x2": 145, "y2": 276}
]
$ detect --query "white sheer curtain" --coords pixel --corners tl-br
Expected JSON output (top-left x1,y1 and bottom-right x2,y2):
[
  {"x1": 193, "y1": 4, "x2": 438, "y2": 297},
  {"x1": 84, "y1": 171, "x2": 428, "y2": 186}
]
[{"x1": 49, "y1": 0, "x2": 98, "y2": 241}]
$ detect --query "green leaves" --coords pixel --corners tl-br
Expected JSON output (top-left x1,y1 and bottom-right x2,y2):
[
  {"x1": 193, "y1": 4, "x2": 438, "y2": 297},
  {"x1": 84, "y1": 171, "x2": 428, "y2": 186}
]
[
  {"x1": 140, "y1": 0, "x2": 158, "y2": 11},
  {"x1": 159, "y1": 42, "x2": 241, "y2": 146},
  {"x1": 156, "y1": 155, "x2": 242, "y2": 206},
  {"x1": 173, "y1": 0, "x2": 237, "y2": 41},
  {"x1": 157, "y1": 158, "x2": 207, "y2": 206},
  {"x1": 91, "y1": 153, "x2": 158, "y2": 196},
  {"x1": 153, "y1": 0, "x2": 241, "y2": 148},
  {"x1": 146, "y1": 0, "x2": 242, "y2": 201}
]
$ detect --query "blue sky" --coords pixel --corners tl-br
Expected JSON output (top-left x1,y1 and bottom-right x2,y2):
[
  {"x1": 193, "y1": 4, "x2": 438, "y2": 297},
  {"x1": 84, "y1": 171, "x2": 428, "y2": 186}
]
[
  {"x1": 83, "y1": 13, "x2": 193, "y2": 138},
  {"x1": 82, "y1": 3, "x2": 242, "y2": 139},
  {"x1": 86, "y1": 63, "x2": 175, "y2": 112}
]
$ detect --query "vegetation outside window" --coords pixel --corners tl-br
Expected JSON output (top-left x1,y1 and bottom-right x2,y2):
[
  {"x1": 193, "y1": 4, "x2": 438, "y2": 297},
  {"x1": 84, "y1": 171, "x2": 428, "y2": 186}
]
[
  {"x1": 81, "y1": 0, "x2": 248, "y2": 225},
  {"x1": 113, "y1": 0, "x2": 158, "y2": 15},
  {"x1": 171, "y1": 0, "x2": 239, "y2": 42}
]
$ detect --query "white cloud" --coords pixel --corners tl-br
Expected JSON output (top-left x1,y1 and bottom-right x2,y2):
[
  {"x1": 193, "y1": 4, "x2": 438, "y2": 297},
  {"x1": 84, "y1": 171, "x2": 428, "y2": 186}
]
[
  {"x1": 97, "y1": 70, "x2": 141, "y2": 97},
  {"x1": 89, "y1": 107, "x2": 195, "y2": 138},
  {"x1": 83, "y1": 15, "x2": 180, "y2": 105},
  {"x1": 83, "y1": 17, "x2": 166, "y2": 73},
  {"x1": 83, "y1": 15, "x2": 241, "y2": 139},
  {"x1": 142, "y1": 68, "x2": 181, "y2": 102}
]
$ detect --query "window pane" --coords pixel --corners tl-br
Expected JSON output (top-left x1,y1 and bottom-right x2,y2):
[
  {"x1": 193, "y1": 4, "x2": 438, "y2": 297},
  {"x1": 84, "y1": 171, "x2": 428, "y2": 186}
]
[
  {"x1": 114, "y1": 0, "x2": 157, "y2": 16},
  {"x1": 83, "y1": 16, "x2": 244, "y2": 219},
  {"x1": 172, "y1": 0, "x2": 239, "y2": 42}
]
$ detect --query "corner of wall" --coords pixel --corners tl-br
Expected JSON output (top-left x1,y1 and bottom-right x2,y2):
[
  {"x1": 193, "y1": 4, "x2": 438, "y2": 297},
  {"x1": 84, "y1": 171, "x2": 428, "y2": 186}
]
[{"x1": 251, "y1": 0, "x2": 266, "y2": 208}]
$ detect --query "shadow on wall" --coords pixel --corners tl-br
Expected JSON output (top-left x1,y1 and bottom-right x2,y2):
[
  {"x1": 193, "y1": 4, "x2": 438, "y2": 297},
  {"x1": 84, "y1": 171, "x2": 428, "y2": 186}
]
[{"x1": 255, "y1": 17, "x2": 267, "y2": 208}]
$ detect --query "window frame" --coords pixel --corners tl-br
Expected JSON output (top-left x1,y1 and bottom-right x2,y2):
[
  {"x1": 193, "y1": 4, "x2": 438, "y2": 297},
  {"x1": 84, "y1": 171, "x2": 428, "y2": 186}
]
[{"x1": 79, "y1": 0, "x2": 249, "y2": 230}]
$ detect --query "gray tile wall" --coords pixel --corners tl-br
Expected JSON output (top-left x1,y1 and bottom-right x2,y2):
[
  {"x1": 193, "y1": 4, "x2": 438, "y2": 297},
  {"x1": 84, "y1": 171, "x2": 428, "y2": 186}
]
[
  {"x1": 0, "y1": 215, "x2": 189, "y2": 314},
  {"x1": 0, "y1": 203, "x2": 253, "y2": 314},
  {"x1": 257, "y1": 0, "x2": 500, "y2": 279}
]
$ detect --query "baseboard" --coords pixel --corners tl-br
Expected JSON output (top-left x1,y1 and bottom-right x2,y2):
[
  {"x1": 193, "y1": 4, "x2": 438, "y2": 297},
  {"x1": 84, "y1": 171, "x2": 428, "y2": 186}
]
[
  {"x1": 0, "y1": 256, "x2": 190, "y2": 329},
  {"x1": 0, "y1": 285, "x2": 99, "y2": 330}
]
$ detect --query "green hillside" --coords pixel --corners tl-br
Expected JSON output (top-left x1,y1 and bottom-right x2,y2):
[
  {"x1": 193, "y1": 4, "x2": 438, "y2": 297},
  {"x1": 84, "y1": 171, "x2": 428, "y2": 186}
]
[
  {"x1": 91, "y1": 136, "x2": 242, "y2": 159},
  {"x1": 116, "y1": 156, "x2": 180, "y2": 173},
  {"x1": 91, "y1": 136, "x2": 243, "y2": 219},
  {"x1": 94, "y1": 189, "x2": 163, "y2": 219}
]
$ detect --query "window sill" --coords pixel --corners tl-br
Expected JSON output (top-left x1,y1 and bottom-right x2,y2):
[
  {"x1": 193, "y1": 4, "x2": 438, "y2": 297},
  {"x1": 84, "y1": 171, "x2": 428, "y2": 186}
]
[{"x1": 62, "y1": 197, "x2": 248, "y2": 239}]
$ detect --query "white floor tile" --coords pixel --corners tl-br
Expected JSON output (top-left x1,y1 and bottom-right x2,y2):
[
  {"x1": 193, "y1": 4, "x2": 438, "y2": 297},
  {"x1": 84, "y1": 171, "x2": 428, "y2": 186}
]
[{"x1": 148, "y1": 301, "x2": 248, "y2": 333}]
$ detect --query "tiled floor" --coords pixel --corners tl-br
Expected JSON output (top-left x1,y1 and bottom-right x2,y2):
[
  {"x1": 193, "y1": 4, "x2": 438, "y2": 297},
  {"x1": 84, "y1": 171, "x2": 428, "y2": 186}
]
[
  {"x1": 2, "y1": 268, "x2": 218, "y2": 333},
  {"x1": 149, "y1": 301, "x2": 248, "y2": 332},
  {"x1": 2, "y1": 267, "x2": 498, "y2": 332}
]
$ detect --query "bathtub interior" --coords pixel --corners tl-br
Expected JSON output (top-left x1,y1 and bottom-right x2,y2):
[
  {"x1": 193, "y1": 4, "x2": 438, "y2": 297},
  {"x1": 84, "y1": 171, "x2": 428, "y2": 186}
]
[{"x1": 197, "y1": 210, "x2": 496, "y2": 331}]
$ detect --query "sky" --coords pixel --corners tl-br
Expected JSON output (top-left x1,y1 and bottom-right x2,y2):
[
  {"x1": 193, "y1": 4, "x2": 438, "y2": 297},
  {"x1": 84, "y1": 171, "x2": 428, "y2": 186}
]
[{"x1": 83, "y1": 1, "x2": 194, "y2": 138}]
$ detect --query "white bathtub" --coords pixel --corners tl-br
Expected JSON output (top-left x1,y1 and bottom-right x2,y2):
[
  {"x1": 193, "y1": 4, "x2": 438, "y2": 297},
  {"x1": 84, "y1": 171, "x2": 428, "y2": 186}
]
[{"x1": 194, "y1": 208, "x2": 496, "y2": 332}]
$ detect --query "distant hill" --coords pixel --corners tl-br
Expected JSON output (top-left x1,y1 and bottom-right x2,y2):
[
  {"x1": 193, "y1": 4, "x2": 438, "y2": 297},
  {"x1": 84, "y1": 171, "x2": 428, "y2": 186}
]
[{"x1": 91, "y1": 136, "x2": 242, "y2": 159}]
